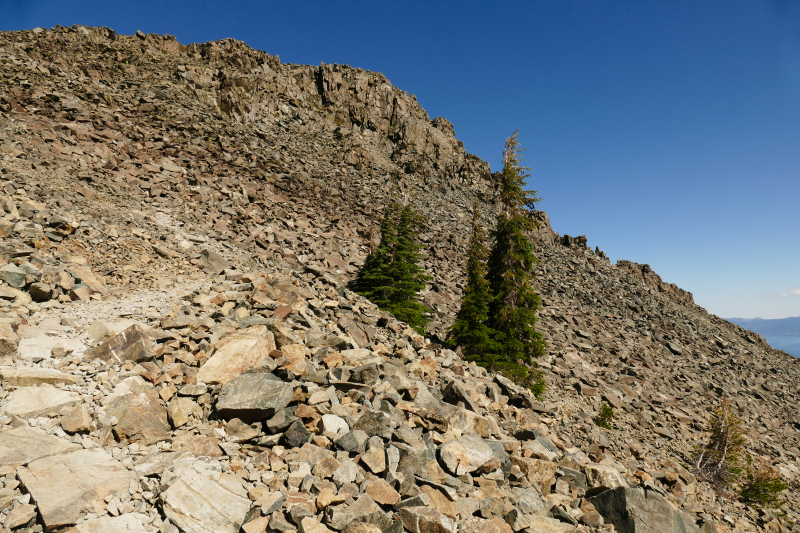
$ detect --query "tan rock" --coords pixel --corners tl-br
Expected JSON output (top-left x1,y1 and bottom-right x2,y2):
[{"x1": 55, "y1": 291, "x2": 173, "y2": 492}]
[
  {"x1": 85, "y1": 324, "x2": 154, "y2": 364},
  {"x1": 365, "y1": 479, "x2": 400, "y2": 506},
  {"x1": 510, "y1": 456, "x2": 558, "y2": 495},
  {"x1": 172, "y1": 433, "x2": 223, "y2": 458},
  {"x1": 3, "y1": 503, "x2": 36, "y2": 529},
  {"x1": 61, "y1": 404, "x2": 92, "y2": 434},
  {"x1": 168, "y1": 397, "x2": 201, "y2": 428},
  {"x1": 0, "y1": 366, "x2": 79, "y2": 387},
  {"x1": 299, "y1": 517, "x2": 334, "y2": 533},
  {"x1": 0, "y1": 426, "x2": 80, "y2": 468},
  {"x1": 0, "y1": 384, "x2": 80, "y2": 418},
  {"x1": 420, "y1": 486, "x2": 456, "y2": 519},
  {"x1": 196, "y1": 326, "x2": 275, "y2": 385},
  {"x1": 398, "y1": 506, "x2": 455, "y2": 533},
  {"x1": 242, "y1": 516, "x2": 269, "y2": 533},
  {"x1": 0, "y1": 322, "x2": 18, "y2": 356},
  {"x1": 106, "y1": 386, "x2": 171, "y2": 445},
  {"x1": 18, "y1": 448, "x2": 134, "y2": 530}
]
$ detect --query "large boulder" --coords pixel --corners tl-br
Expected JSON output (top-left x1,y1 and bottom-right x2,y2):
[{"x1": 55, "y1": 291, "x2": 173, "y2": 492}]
[
  {"x1": 161, "y1": 457, "x2": 251, "y2": 533},
  {"x1": 17, "y1": 448, "x2": 134, "y2": 530},
  {"x1": 85, "y1": 324, "x2": 154, "y2": 364},
  {"x1": 587, "y1": 486, "x2": 701, "y2": 533},
  {"x1": 216, "y1": 372, "x2": 293, "y2": 422},
  {"x1": 196, "y1": 325, "x2": 276, "y2": 385}
]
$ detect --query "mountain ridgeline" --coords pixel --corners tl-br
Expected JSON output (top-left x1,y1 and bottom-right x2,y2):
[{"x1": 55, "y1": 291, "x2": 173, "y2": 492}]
[
  {"x1": 728, "y1": 317, "x2": 800, "y2": 337},
  {"x1": 0, "y1": 25, "x2": 798, "y2": 532}
]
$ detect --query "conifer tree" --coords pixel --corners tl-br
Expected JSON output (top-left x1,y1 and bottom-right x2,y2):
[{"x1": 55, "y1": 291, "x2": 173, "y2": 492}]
[
  {"x1": 486, "y1": 131, "x2": 546, "y2": 390},
  {"x1": 446, "y1": 202, "x2": 499, "y2": 359},
  {"x1": 349, "y1": 200, "x2": 430, "y2": 334}
]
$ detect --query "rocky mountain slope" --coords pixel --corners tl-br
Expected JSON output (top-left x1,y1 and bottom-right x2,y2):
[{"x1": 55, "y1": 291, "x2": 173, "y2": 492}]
[{"x1": 0, "y1": 25, "x2": 797, "y2": 533}]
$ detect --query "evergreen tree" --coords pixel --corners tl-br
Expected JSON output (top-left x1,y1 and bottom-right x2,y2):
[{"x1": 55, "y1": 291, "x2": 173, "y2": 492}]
[
  {"x1": 486, "y1": 131, "x2": 546, "y2": 391},
  {"x1": 446, "y1": 202, "x2": 499, "y2": 359},
  {"x1": 349, "y1": 200, "x2": 431, "y2": 334}
]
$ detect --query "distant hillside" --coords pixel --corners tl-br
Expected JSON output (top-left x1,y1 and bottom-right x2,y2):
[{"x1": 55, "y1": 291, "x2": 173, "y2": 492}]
[{"x1": 727, "y1": 316, "x2": 800, "y2": 336}]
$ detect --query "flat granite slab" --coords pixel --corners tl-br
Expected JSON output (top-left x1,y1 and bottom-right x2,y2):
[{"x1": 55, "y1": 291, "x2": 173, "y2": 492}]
[{"x1": 0, "y1": 426, "x2": 80, "y2": 468}]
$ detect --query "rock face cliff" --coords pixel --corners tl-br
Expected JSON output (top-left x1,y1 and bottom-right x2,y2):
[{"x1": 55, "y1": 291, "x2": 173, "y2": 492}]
[{"x1": 0, "y1": 26, "x2": 797, "y2": 533}]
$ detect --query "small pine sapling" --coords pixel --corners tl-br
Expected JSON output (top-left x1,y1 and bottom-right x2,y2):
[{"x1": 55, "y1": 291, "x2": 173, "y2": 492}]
[
  {"x1": 739, "y1": 456, "x2": 788, "y2": 509},
  {"x1": 692, "y1": 398, "x2": 747, "y2": 490},
  {"x1": 446, "y1": 202, "x2": 500, "y2": 360},
  {"x1": 594, "y1": 403, "x2": 614, "y2": 429},
  {"x1": 349, "y1": 200, "x2": 431, "y2": 335}
]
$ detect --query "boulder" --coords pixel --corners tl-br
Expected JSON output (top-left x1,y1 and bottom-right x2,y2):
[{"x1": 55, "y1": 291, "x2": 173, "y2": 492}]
[
  {"x1": 196, "y1": 326, "x2": 276, "y2": 385},
  {"x1": 587, "y1": 486, "x2": 701, "y2": 533},
  {"x1": 0, "y1": 426, "x2": 80, "y2": 468},
  {"x1": 439, "y1": 433, "x2": 494, "y2": 475},
  {"x1": 17, "y1": 448, "x2": 134, "y2": 530},
  {"x1": 510, "y1": 457, "x2": 558, "y2": 495},
  {"x1": 216, "y1": 372, "x2": 293, "y2": 422},
  {"x1": 397, "y1": 506, "x2": 455, "y2": 533},
  {"x1": 106, "y1": 386, "x2": 172, "y2": 445},
  {"x1": 0, "y1": 384, "x2": 80, "y2": 418},
  {"x1": 161, "y1": 458, "x2": 253, "y2": 533},
  {"x1": 85, "y1": 324, "x2": 154, "y2": 364},
  {"x1": 0, "y1": 366, "x2": 80, "y2": 387},
  {"x1": 584, "y1": 463, "x2": 628, "y2": 494}
]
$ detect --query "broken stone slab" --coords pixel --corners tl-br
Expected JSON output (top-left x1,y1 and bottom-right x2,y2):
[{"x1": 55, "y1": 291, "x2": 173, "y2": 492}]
[
  {"x1": 168, "y1": 397, "x2": 202, "y2": 429},
  {"x1": 0, "y1": 366, "x2": 80, "y2": 387},
  {"x1": 397, "y1": 506, "x2": 455, "y2": 533},
  {"x1": 0, "y1": 426, "x2": 80, "y2": 468},
  {"x1": 439, "y1": 432, "x2": 495, "y2": 475},
  {"x1": 16, "y1": 337, "x2": 85, "y2": 360},
  {"x1": 74, "y1": 513, "x2": 151, "y2": 533},
  {"x1": 86, "y1": 319, "x2": 155, "y2": 344},
  {"x1": 587, "y1": 486, "x2": 701, "y2": 533},
  {"x1": 161, "y1": 457, "x2": 251, "y2": 533},
  {"x1": 17, "y1": 447, "x2": 134, "y2": 530},
  {"x1": 0, "y1": 384, "x2": 81, "y2": 419},
  {"x1": 216, "y1": 372, "x2": 293, "y2": 422},
  {"x1": 85, "y1": 324, "x2": 154, "y2": 364},
  {"x1": 196, "y1": 325, "x2": 276, "y2": 385},
  {"x1": 106, "y1": 386, "x2": 172, "y2": 445}
]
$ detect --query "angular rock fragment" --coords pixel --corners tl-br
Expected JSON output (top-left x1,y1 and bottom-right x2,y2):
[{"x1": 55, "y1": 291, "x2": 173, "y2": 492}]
[
  {"x1": 216, "y1": 373, "x2": 293, "y2": 422},
  {"x1": 196, "y1": 325, "x2": 276, "y2": 385},
  {"x1": 85, "y1": 324, "x2": 154, "y2": 364}
]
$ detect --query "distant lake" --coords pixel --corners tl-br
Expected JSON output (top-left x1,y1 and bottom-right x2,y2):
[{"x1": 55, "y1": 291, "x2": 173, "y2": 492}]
[{"x1": 764, "y1": 336, "x2": 800, "y2": 357}]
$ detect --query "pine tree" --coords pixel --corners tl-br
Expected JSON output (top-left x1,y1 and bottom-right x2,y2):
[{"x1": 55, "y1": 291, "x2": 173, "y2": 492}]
[
  {"x1": 446, "y1": 202, "x2": 499, "y2": 359},
  {"x1": 486, "y1": 131, "x2": 546, "y2": 391},
  {"x1": 349, "y1": 200, "x2": 431, "y2": 334}
]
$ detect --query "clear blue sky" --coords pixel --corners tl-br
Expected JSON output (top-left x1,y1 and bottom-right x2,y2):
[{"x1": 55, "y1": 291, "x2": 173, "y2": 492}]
[{"x1": 3, "y1": 0, "x2": 800, "y2": 319}]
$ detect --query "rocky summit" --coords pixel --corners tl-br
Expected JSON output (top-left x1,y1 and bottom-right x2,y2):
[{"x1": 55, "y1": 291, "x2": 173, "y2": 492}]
[{"x1": 0, "y1": 25, "x2": 797, "y2": 533}]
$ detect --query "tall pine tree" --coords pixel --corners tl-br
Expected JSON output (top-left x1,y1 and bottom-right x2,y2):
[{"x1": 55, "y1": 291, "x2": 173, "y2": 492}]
[
  {"x1": 486, "y1": 131, "x2": 546, "y2": 392},
  {"x1": 446, "y1": 202, "x2": 499, "y2": 359},
  {"x1": 349, "y1": 200, "x2": 431, "y2": 334}
]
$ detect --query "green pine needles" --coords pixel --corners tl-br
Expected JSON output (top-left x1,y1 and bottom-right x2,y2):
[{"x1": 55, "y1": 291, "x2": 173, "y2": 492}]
[
  {"x1": 446, "y1": 202, "x2": 500, "y2": 360},
  {"x1": 349, "y1": 200, "x2": 431, "y2": 335},
  {"x1": 448, "y1": 131, "x2": 547, "y2": 396}
]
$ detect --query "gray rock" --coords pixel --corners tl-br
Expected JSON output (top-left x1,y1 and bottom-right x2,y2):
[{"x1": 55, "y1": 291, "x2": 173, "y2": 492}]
[
  {"x1": 439, "y1": 433, "x2": 494, "y2": 475},
  {"x1": 85, "y1": 324, "x2": 154, "y2": 364},
  {"x1": 587, "y1": 486, "x2": 701, "y2": 533},
  {"x1": 216, "y1": 373, "x2": 293, "y2": 422}
]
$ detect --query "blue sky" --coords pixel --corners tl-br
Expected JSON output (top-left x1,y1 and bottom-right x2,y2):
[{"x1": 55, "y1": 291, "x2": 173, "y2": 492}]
[{"x1": 3, "y1": 0, "x2": 800, "y2": 319}]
